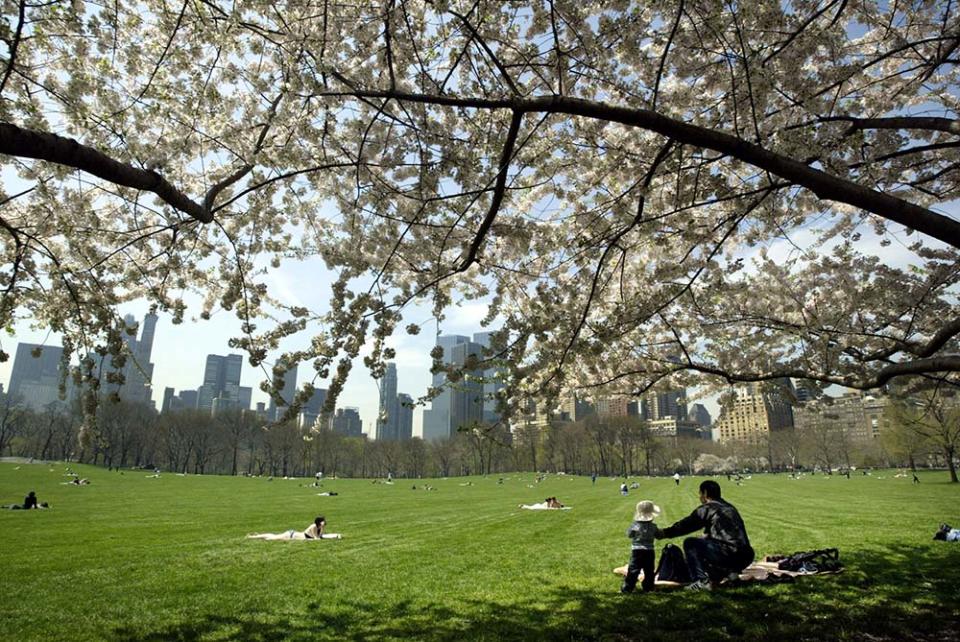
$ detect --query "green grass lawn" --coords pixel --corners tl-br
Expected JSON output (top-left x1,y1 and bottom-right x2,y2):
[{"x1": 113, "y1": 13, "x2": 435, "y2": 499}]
[{"x1": 1, "y1": 462, "x2": 958, "y2": 641}]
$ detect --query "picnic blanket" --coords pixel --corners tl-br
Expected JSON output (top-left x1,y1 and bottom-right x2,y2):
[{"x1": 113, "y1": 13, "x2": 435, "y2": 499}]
[{"x1": 613, "y1": 551, "x2": 843, "y2": 588}]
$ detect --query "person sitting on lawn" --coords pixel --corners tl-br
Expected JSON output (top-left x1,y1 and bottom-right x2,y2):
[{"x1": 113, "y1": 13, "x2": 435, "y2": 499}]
[
  {"x1": 247, "y1": 516, "x2": 341, "y2": 540},
  {"x1": 655, "y1": 480, "x2": 754, "y2": 591}
]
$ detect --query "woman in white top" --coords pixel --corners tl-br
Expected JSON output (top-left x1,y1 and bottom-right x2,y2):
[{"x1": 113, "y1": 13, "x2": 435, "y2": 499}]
[{"x1": 247, "y1": 516, "x2": 341, "y2": 540}]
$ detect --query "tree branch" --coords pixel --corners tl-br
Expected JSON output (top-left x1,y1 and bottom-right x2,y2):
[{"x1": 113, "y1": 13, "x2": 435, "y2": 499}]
[
  {"x1": 0, "y1": 123, "x2": 212, "y2": 223},
  {"x1": 319, "y1": 90, "x2": 960, "y2": 248}
]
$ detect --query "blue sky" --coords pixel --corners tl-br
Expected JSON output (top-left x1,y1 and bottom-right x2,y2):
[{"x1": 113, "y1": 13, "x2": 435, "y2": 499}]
[{"x1": 0, "y1": 258, "x2": 497, "y2": 437}]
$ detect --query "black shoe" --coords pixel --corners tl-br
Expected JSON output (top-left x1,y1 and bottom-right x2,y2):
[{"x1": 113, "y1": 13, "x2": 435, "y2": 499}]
[{"x1": 620, "y1": 585, "x2": 634, "y2": 594}]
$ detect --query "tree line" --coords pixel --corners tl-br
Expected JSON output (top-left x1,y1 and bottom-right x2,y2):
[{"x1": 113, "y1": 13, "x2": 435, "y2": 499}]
[{"x1": 1, "y1": 392, "x2": 955, "y2": 481}]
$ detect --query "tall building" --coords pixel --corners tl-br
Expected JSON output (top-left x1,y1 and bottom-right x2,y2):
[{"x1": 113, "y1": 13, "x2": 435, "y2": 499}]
[
  {"x1": 690, "y1": 403, "x2": 712, "y2": 429},
  {"x1": 162, "y1": 388, "x2": 199, "y2": 413},
  {"x1": 559, "y1": 393, "x2": 594, "y2": 422},
  {"x1": 397, "y1": 393, "x2": 414, "y2": 440},
  {"x1": 793, "y1": 391, "x2": 890, "y2": 442},
  {"x1": 640, "y1": 388, "x2": 687, "y2": 421},
  {"x1": 376, "y1": 363, "x2": 400, "y2": 440},
  {"x1": 298, "y1": 387, "x2": 330, "y2": 430},
  {"x1": 238, "y1": 386, "x2": 252, "y2": 412},
  {"x1": 8, "y1": 343, "x2": 71, "y2": 410},
  {"x1": 332, "y1": 407, "x2": 363, "y2": 436},
  {"x1": 422, "y1": 335, "x2": 469, "y2": 441},
  {"x1": 715, "y1": 381, "x2": 794, "y2": 443},
  {"x1": 448, "y1": 340, "x2": 485, "y2": 432},
  {"x1": 94, "y1": 312, "x2": 158, "y2": 406},
  {"x1": 197, "y1": 353, "x2": 243, "y2": 414},
  {"x1": 422, "y1": 333, "x2": 504, "y2": 441},
  {"x1": 161, "y1": 387, "x2": 176, "y2": 413},
  {"x1": 596, "y1": 397, "x2": 631, "y2": 417},
  {"x1": 472, "y1": 331, "x2": 504, "y2": 424},
  {"x1": 268, "y1": 364, "x2": 298, "y2": 421},
  {"x1": 793, "y1": 379, "x2": 821, "y2": 403}
]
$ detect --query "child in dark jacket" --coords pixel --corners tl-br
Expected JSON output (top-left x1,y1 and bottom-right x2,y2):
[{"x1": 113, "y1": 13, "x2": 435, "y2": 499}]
[{"x1": 621, "y1": 500, "x2": 661, "y2": 593}]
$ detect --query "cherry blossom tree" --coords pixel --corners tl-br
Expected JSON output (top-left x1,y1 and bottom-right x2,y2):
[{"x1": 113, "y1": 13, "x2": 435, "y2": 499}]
[{"x1": 1, "y1": 1, "x2": 959, "y2": 441}]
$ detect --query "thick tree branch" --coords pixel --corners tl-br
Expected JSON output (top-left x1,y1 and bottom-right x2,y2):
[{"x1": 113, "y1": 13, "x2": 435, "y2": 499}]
[
  {"x1": 818, "y1": 115, "x2": 960, "y2": 136},
  {"x1": 456, "y1": 109, "x2": 523, "y2": 272},
  {"x1": 0, "y1": 123, "x2": 213, "y2": 223},
  {"x1": 321, "y1": 90, "x2": 960, "y2": 248}
]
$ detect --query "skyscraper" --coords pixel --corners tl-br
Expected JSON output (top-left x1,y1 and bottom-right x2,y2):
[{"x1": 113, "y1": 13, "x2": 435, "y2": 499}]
[
  {"x1": 98, "y1": 312, "x2": 158, "y2": 405},
  {"x1": 397, "y1": 393, "x2": 414, "y2": 441},
  {"x1": 447, "y1": 340, "x2": 485, "y2": 434},
  {"x1": 715, "y1": 380, "x2": 794, "y2": 443},
  {"x1": 641, "y1": 389, "x2": 687, "y2": 421},
  {"x1": 422, "y1": 335, "x2": 470, "y2": 441},
  {"x1": 197, "y1": 353, "x2": 243, "y2": 414},
  {"x1": 8, "y1": 343, "x2": 70, "y2": 410},
  {"x1": 690, "y1": 403, "x2": 712, "y2": 429},
  {"x1": 332, "y1": 407, "x2": 363, "y2": 436},
  {"x1": 376, "y1": 363, "x2": 400, "y2": 440},
  {"x1": 472, "y1": 331, "x2": 503, "y2": 424},
  {"x1": 422, "y1": 334, "x2": 501, "y2": 440},
  {"x1": 298, "y1": 387, "x2": 329, "y2": 430}
]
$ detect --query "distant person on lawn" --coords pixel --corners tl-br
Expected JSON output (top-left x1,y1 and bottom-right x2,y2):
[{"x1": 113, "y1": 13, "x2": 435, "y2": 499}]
[
  {"x1": 23, "y1": 491, "x2": 39, "y2": 509},
  {"x1": 655, "y1": 480, "x2": 754, "y2": 591},
  {"x1": 247, "y1": 516, "x2": 341, "y2": 540},
  {"x1": 4, "y1": 491, "x2": 48, "y2": 510},
  {"x1": 934, "y1": 523, "x2": 960, "y2": 542}
]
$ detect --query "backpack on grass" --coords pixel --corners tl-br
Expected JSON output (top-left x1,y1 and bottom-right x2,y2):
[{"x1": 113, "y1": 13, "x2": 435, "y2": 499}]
[{"x1": 655, "y1": 544, "x2": 692, "y2": 583}]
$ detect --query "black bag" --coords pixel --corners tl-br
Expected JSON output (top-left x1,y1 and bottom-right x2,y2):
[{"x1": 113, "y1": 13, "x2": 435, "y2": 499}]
[
  {"x1": 655, "y1": 543, "x2": 692, "y2": 583},
  {"x1": 774, "y1": 548, "x2": 842, "y2": 573}
]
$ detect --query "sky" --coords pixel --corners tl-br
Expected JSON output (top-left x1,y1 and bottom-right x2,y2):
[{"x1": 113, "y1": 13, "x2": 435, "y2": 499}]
[
  {"x1": 1, "y1": 203, "x2": 945, "y2": 436},
  {"x1": 0, "y1": 262, "x2": 501, "y2": 438}
]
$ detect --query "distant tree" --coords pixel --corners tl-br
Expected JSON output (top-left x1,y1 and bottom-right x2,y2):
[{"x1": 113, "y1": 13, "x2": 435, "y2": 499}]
[
  {"x1": 0, "y1": 393, "x2": 26, "y2": 456},
  {"x1": 430, "y1": 437, "x2": 460, "y2": 478},
  {"x1": 888, "y1": 387, "x2": 960, "y2": 483},
  {"x1": 671, "y1": 437, "x2": 708, "y2": 476}
]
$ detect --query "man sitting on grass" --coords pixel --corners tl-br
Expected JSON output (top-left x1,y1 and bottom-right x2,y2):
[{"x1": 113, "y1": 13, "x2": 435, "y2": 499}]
[{"x1": 655, "y1": 480, "x2": 754, "y2": 591}]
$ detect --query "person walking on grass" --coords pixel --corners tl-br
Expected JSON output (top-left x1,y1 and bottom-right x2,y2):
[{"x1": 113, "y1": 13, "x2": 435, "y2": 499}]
[
  {"x1": 673, "y1": 472, "x2": 681, "y2": 486},
  {"x1": 621, "y1": 500, "x2": 661, "y2": 594},
  {"x1": 655, "y1": 480, "x2": 754, "y2": 591}
]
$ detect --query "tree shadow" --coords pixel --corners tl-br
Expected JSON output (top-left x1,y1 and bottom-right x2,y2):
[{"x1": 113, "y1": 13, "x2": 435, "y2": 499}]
[{"x1": 111, "y1": 543, "x2": 960, "y2": 642}]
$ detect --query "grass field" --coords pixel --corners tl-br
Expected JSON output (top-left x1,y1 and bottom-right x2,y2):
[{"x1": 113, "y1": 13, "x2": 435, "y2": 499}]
[{"x1": 1, "y1": 462, "x2": 958, "y2": 641}]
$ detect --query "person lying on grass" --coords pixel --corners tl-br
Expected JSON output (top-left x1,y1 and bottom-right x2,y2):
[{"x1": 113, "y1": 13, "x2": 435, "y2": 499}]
[
  {"x1": 519, "y1": 497, "x2": 568, "y2": 510},
  {"x1": 247, "y1": 516, "x2": 342, "y2": 540},
  {"x1": 934, "y1": 523, "x2": 960, "y2": 541}
]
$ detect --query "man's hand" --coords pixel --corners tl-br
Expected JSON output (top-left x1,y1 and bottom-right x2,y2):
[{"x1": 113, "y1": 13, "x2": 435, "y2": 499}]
[{"x1": 654, "y1": 528, "x2": 665, "y2": 539}]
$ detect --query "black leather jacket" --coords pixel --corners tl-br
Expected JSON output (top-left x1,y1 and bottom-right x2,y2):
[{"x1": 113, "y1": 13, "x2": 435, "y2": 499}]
[{"x1": 661, "y1": 499, "x2": 752, "y2": 553}]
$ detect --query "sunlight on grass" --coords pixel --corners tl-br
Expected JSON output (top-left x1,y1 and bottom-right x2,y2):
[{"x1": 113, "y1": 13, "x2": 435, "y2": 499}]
[{"x1": 1, "y1": 464, "x2": 958, "y2": 641}]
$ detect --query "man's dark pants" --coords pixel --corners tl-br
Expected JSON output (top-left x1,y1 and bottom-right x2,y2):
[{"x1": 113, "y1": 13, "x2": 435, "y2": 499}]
[
  {"x1": 683, "y1": 538, "x2": 754, "y2": 582},
  {"x1": 622, "y1": 548, "x2": 656, "y2": 592}
]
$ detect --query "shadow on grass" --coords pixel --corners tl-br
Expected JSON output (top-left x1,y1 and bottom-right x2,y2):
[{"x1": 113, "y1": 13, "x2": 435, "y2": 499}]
[{"x1": 112, "y1": 543, "x2": 960, "y2": 642}]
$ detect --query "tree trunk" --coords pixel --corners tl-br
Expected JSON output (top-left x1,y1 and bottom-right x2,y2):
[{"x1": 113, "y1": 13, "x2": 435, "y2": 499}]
[{"x1": 946, "y1": 446, "x2": 958, "y2": 483}]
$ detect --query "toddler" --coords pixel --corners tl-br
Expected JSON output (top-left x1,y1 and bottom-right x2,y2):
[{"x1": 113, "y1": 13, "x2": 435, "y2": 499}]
[{"x1": 621, "y1": 500, "x2": 660, "y2": 593}]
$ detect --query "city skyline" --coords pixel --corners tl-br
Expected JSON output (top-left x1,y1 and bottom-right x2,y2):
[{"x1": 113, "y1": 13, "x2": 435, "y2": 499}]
[{"x1": 0, "y1": 297, "x2": 517, "y2": 438}]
